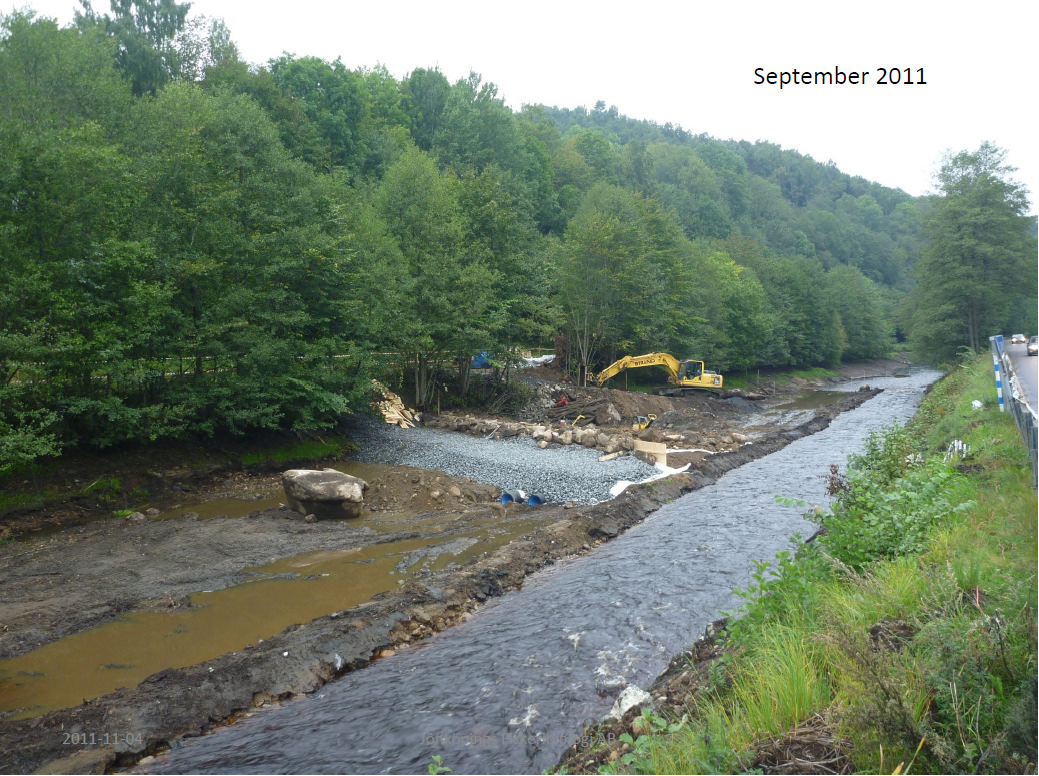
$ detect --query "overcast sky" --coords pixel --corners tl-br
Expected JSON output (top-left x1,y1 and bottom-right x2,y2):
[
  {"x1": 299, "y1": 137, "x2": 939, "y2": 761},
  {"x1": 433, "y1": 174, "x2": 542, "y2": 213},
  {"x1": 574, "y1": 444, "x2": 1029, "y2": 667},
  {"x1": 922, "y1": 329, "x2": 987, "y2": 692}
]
[{"x1": 10, "y1": 0, "x2": 1039, "y2": 214}]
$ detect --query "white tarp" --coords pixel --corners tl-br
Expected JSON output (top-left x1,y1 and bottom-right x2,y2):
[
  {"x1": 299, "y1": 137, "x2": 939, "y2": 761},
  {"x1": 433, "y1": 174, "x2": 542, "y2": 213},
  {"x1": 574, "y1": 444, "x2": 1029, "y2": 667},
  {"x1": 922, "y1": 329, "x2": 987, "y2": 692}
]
[
  {"x1": 610, "y1": 461, "x2": 691, "y2": 498},
  {"x1": 520, "y1": 354, "x2": 556, "y2": 368}
]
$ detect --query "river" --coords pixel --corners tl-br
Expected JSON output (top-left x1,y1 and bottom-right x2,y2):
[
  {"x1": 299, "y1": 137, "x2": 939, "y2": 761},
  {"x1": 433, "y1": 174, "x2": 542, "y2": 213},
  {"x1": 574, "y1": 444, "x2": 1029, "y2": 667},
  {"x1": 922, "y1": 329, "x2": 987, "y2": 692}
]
[{"x1": 144, "y1": 371, "x2": 940, "y2": 775}]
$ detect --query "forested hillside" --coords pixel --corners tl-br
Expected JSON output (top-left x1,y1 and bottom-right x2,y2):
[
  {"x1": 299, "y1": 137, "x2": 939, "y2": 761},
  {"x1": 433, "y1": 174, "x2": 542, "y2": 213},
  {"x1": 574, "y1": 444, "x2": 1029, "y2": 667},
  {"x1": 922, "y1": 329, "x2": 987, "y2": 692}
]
[{"x1": 1, "y1": 3, "x2": 1034, "y2": 470}]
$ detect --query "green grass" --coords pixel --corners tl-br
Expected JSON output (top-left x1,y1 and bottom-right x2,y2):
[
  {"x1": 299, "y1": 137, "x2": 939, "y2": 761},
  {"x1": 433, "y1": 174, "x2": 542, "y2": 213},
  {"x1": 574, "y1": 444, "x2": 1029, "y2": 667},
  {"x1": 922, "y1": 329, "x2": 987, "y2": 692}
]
[
  {"x1": 731, "y1": 626, "x2": 830, "y2": 736},
  {"x1": 239, "y1": 439, "x2": 346, "y2": 467},
  {"x1": 721, "y1": 366, "x2": 839, "y2": 391},
  {"x1": 0, "y1": 490, "x2": 41, "y2": 511},
  {"x1": 720, "y1": 374, "x2": 749, "y2": 389},
  {"x1": 790, "y1": 366, "x2": 840, "y2": 381},
  {"x1": 82, "y1": 476, "x2": 122, "y2": 501},
  {"x1": 604, "y1": 353, "x2": 1037, "y2": 775}
]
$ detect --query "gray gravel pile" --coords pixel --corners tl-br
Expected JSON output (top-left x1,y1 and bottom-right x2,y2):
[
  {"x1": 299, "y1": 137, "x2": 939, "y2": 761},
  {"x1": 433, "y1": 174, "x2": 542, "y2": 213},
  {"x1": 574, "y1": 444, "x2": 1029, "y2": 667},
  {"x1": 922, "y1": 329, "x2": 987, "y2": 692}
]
[{"x1": 346, "y1": 416, "x2": 659, "y2": 505}]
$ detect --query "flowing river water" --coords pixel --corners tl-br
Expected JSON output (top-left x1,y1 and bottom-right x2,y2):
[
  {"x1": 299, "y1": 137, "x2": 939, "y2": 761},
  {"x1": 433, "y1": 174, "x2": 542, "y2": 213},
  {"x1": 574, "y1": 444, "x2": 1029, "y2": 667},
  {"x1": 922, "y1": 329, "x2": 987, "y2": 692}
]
[{"x1": 144, "y1": 371, "x2": 940, "y2": 775}]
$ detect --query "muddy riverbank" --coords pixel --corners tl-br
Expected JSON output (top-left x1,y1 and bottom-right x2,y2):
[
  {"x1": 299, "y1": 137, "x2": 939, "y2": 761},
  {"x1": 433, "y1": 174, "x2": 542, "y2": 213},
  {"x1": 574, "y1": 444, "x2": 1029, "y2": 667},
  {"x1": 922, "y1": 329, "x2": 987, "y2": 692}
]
[
  {"x1": 0, "y1": 466, "x2": 504, "y2": 663},
  {"x1": 0, "y1": 385, "x2": 882, "y2": 775}
]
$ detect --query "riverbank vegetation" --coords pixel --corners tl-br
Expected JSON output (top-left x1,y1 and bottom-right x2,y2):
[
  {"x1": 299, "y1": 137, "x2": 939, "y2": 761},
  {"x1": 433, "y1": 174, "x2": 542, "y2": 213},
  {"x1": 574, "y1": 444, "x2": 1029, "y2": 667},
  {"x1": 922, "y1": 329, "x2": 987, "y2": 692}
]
[
  {"x1": 1, "y1": 4, "x2": 1035, "y2": 475},
  {"x1": 593, "y1": 354, "x2": 1036, "y2": 774}
]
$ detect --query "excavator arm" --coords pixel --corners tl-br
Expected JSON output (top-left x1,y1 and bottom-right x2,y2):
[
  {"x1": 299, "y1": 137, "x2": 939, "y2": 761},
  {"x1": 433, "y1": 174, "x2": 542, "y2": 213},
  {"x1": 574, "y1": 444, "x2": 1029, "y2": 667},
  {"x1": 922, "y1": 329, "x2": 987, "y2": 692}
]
[
  {"x1": 594, "y1": 353, "x2": 681, "y2": 386},
  {"x1": 594, "y1": 352, "x2": 722, "y2": 391}
]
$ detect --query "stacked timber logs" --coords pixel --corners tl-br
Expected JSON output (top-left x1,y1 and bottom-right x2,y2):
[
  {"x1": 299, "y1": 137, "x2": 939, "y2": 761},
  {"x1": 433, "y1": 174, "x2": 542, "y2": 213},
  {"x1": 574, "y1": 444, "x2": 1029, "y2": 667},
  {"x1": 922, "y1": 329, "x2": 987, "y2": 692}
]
[{"x1": 371, "y1": 380, "x2": 420, "y2": 428}]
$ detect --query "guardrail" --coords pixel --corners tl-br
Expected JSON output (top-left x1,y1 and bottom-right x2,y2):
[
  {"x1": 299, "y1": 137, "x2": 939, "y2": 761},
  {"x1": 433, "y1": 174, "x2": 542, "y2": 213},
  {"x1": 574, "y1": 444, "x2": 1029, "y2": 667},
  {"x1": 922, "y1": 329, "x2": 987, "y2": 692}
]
[{"x1": 990, "y1": 335, "x2": 1038, "y2": 488}]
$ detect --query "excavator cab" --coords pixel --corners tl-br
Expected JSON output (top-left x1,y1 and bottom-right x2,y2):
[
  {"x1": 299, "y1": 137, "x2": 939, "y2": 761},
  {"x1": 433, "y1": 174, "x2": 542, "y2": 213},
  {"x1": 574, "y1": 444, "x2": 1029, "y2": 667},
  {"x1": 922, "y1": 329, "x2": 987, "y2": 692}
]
[{"x1": 678, "y1": 360, "x2": 704, "y2": 379}]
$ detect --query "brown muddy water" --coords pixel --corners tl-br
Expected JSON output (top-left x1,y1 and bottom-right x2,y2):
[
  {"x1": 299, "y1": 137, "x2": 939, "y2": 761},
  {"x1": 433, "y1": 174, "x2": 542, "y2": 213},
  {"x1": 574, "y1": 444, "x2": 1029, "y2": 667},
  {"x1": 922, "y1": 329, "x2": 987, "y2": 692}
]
[
  {"x1": 0, "y1": 504, "x2": 543, "y2": 719},
  {"x1": 766, "y1": 388, "x2": 848, "y2": 411}
]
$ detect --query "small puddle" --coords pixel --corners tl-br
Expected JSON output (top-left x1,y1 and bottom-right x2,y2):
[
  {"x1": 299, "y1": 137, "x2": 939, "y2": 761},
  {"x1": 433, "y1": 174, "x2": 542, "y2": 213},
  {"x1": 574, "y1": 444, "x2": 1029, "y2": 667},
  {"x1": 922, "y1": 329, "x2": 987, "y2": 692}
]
[
  {"x1": 0, "y1": 512, "x2": 545, "y2": 719},
  {"x1": 768, "y1": 389, "x2": 847, "y2": 411},
  {"x1": 174, "y1": 493, "x2": 283, "y2": 520},
  {"x1": 731, "y1": 388, "x2": 851, "y2": 437}
]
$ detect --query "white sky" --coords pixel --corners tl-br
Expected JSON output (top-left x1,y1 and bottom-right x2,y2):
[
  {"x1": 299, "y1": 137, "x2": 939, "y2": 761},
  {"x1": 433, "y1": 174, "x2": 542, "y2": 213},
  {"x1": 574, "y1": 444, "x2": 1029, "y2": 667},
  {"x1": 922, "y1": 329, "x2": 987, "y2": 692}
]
[{"x1": 10, "y1": 0, "x2": 1039, "y2": 214}]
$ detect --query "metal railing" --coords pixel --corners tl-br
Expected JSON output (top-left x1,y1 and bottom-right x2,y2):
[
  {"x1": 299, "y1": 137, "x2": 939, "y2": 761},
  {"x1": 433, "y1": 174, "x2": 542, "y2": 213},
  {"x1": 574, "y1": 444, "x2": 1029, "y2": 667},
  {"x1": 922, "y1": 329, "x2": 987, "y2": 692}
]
[{"x1": 990, "y1": 335, "x2": 1038, "y2": 488}]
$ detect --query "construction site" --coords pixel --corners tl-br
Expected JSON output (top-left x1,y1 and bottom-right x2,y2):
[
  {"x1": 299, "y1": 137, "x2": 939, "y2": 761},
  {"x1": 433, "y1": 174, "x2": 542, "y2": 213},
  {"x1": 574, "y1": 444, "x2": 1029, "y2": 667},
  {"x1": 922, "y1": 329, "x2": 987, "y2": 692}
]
[{"x1": 0, "y1": 357, "x2": 910, "y2": 774}]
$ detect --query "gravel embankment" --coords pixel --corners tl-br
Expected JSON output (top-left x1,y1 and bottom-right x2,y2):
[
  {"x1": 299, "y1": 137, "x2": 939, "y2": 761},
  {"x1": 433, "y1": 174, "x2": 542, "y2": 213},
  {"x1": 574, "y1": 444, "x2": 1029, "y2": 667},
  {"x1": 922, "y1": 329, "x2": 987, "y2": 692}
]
[{"x1": 346, "y1": 417, "x2": 658, "y2": 505}]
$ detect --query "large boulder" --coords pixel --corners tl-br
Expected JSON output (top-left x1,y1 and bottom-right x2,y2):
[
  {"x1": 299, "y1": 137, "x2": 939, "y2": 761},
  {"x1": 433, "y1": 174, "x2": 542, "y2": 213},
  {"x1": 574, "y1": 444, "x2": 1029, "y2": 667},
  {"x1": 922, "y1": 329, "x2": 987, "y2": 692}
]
[
  {"x1": 282, "y1": 468, "x2": 368, "y2": 520},
  {"x1": 595, "y1": 403, "x2": 623, "y2": 426}
]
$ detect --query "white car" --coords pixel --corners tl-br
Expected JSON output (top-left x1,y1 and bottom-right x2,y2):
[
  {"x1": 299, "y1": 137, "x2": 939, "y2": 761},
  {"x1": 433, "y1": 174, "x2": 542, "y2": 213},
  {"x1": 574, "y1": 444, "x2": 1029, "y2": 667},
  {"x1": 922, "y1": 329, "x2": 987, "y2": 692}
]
[{"x1": 1010, "y1": 333, "x2": 1027, "y2": 344}]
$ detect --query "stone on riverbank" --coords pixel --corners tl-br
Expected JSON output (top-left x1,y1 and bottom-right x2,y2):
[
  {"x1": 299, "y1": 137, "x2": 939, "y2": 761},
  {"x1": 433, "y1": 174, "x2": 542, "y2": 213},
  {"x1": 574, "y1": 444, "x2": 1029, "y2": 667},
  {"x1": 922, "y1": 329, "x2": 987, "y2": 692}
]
[{"x1": 282, "y1": 468, "x2": 368, "y2": 520}]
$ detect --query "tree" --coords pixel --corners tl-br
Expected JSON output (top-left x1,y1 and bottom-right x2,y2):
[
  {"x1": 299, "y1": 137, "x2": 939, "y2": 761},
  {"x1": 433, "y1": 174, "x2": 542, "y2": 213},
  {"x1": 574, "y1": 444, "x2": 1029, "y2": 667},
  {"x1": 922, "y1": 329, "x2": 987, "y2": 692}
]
[
  {"x1": 358, "y1": 65, "x2": 411, "y2": 178},
  {"x1": 681, "y1": 249, "x2": 775, "y2": 372},
  {"x1": 76, "y1": 0, "x2": 190, "y2": 96},
  {"x1": 721, "y1": 235, "x2": 844, "y2": 367},
  {"x1": 646, "y1": 142, "x2": 732, "y2": 239},
  {"x1": 432, "y1": 72, "x2": 522, "y2": 176},
  {"x1": 402, "y1": 67, "x2": 450, "y2": 152},
  {"x1": 172, "y1": 15, "x2": 240, "y2": 83},
  {"x1": 121, "y1": 83, "x2": 376, "y2": 437},
  {"x1": 457, "y1": 164, "x2": 553, "y2": 352},
  {"x1": 908, "y1": 143, "x2": 1036, "y2": 361},
  {"x1": 555, "y1": 183, "x2": 693, "y2": 382},
  {"x1": 826, "y1": 265, "x2": 891, "y2": 360},
  {"x1": 0, "y1": 10, "x2": 130, "y2": 131},
  {"x1": 568, "y1": 128, "x2": 617, "y2": 183},
  {"x1": 267, "y1": 55, "x2": 371, "y2": 173},
  {"x1": 374, "y1": 147, "x2": 497, "y2": 406},
  {"x1": 693, "y1": 139, "x2": 750, "y2": 218}
]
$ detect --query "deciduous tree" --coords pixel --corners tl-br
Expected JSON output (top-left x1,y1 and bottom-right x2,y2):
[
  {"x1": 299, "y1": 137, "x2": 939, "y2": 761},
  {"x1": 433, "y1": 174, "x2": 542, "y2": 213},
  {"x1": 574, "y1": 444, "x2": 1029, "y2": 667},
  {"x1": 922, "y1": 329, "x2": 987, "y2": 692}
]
[
  {"x1": 909, "y1": 143, "x2": 1036, "y2": 361},
  {"x1": 76, "y1": 0, "x2": 190, "y2": 96}
]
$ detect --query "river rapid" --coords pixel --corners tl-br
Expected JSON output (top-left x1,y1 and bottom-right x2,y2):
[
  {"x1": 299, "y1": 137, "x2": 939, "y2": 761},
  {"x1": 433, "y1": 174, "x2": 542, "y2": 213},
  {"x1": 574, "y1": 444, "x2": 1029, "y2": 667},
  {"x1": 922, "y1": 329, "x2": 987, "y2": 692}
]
[{"x1": 144, "y1": 371, "x2": 941, "y2": 775}]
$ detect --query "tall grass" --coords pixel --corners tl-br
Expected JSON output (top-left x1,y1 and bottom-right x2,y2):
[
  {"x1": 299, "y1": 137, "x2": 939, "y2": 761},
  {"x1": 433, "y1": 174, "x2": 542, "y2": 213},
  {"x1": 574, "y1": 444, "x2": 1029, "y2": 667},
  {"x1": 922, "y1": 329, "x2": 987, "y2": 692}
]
[{"x1": 731, "y1": 627, "x2": 829, "y2": 736}]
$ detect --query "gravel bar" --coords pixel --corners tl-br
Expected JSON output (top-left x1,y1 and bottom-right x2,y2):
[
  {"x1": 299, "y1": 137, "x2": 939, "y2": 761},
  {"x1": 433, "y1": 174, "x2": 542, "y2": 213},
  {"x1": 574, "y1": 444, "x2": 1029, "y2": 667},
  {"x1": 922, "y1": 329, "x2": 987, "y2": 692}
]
[{"x1": 346, "y1": 416, "x2": 659, "y2": 505}]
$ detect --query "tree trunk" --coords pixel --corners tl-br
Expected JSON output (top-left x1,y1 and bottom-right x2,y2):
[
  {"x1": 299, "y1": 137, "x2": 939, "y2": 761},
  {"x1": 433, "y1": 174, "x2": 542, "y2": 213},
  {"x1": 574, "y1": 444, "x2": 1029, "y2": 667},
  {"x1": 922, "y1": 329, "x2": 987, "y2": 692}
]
[
  {"x1": 458, "y1": 356, "x2": 471, "y2": 398},
  {"x1": 966, "y1": 296, "x2": 979, "y2": 352},
  {"x1": 414, "y1": 355, "x2": 421, "y2": 407}
]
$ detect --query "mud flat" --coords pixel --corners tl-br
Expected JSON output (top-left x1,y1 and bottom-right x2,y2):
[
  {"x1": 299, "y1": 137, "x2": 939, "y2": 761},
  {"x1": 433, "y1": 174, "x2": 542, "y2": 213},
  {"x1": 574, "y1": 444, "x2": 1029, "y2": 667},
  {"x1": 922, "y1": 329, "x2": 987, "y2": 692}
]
[
  {"x1": 0, "y1": 387, "x2": 879, "y2": 776},
  {"x1": 0, "y1": 466, "x2": 502, "y2": 663}
]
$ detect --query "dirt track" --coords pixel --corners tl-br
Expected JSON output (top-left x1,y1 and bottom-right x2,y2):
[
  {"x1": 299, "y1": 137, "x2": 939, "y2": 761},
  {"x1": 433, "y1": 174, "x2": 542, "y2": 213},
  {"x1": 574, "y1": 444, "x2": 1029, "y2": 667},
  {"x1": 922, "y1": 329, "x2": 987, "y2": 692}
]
[{"x1": 0, "y1": 375, "x2": 888, "y2": 775}]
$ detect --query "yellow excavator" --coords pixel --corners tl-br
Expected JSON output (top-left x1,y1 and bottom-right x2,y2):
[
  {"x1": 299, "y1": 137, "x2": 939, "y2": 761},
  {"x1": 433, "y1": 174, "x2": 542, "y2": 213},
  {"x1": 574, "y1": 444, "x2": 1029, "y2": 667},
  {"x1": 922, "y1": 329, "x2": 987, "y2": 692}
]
[
  {"x1": 594, "y1": 353, "x2": 723, "y2": 393},
  {"x1": 632, "y1": 414, "x2": 657, "y2": 430}
]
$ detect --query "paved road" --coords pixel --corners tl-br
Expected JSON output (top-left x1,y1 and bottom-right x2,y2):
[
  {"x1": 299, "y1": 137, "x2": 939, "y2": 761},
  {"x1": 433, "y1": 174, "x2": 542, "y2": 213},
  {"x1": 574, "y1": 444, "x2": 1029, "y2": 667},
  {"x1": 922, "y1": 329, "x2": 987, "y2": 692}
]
[{"x1": 1006, "y1": 342, "x2": 1038, "y2": 413}]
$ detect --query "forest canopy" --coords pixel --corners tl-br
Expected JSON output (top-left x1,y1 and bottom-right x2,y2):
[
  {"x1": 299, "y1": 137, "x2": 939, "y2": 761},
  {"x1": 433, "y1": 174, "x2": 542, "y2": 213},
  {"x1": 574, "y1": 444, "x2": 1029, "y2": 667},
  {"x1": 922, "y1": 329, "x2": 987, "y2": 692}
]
[{"x1": 1, "y1": 3, "x2": 1035, "y2": 470}]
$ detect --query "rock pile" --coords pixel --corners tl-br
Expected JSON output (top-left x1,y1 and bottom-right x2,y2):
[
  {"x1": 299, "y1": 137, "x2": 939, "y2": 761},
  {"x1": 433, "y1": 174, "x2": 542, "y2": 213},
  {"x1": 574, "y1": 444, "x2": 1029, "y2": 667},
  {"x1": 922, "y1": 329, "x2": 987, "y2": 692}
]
[{"x1": 422, "y1": 412, "x2": 748, "y2": 459}]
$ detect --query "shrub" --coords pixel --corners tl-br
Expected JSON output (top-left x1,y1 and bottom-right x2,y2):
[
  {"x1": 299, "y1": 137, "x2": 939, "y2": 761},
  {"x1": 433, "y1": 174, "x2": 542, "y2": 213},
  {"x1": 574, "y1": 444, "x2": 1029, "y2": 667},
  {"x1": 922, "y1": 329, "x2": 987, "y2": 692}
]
[{"x1": 815, "y1": 427, "x2": 976, "y2": 569}]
